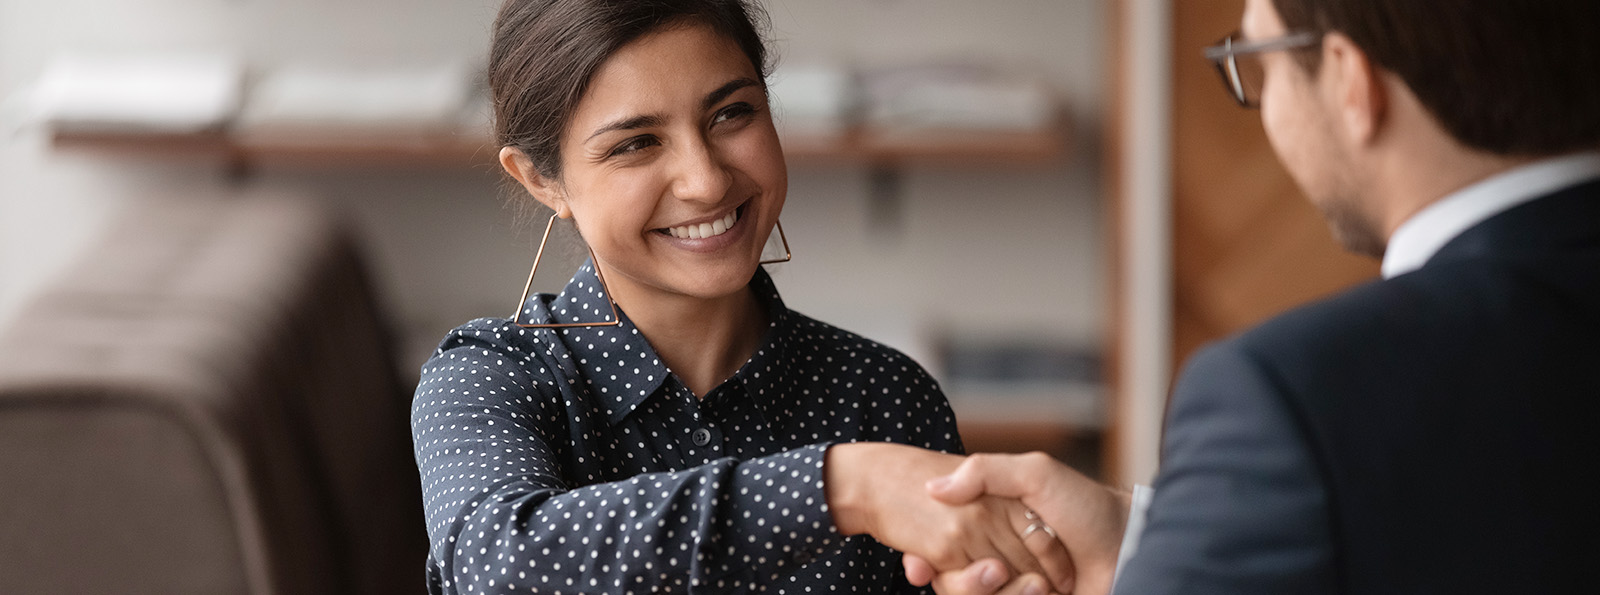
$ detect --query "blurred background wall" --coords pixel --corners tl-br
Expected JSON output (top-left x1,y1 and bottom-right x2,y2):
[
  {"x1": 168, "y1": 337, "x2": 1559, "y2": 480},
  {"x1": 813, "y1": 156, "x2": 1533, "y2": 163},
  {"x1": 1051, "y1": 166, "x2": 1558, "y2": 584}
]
[
  {"x1": 0, "y1": 0, "x2": 1380, "y2": 491},
  {"x1": 0, "y1": 0, "x2": 1107, "y2": 370}
]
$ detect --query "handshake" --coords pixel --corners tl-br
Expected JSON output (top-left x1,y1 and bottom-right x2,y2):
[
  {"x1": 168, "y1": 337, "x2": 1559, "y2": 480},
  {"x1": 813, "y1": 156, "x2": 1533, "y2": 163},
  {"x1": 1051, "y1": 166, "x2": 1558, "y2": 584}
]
[{"x1": 824, "y1": 443, "x2": 1133, "y2": 595}]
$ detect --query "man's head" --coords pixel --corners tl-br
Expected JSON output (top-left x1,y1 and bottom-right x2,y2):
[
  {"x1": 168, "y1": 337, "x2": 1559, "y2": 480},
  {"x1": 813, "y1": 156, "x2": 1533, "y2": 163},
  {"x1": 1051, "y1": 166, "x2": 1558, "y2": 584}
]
[{"x1": 1240, "y1": 0, "x2": 1600, "y2": 256}]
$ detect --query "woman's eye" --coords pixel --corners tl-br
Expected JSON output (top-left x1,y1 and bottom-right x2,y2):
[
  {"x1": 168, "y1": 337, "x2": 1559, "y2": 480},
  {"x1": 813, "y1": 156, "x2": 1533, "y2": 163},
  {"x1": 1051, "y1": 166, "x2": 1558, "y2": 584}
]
[
  {"x1": 712, "y1": 102, "x2": 757, "y2": 126},
  {"x1": 608, "y1": 136, "x2": 658, "y2": 157}
]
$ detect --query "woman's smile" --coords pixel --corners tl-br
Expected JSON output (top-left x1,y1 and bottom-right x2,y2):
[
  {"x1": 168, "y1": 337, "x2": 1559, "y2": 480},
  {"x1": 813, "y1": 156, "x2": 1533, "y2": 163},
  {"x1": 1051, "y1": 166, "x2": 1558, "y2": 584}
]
[{"x1": 655, "y1": 201, "x2": 750, "y2": 253}]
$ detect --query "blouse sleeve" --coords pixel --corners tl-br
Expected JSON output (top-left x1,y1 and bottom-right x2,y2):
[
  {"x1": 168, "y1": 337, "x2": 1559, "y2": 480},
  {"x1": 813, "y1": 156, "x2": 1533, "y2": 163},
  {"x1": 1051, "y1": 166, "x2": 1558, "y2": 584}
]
[
  {"x1": 904, "y1": 360, "x2": 965, "y2": 456},
  {"x1": 412, "y1": 324, "x2": 845, "y2": 594}
]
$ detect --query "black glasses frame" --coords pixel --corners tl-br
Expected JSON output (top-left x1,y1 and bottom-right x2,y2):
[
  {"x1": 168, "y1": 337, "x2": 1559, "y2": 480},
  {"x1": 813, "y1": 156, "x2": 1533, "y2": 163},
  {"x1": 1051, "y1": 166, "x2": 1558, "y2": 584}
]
[{"x1": 1203, "y1": 30, "x2": 1321, "y2": 108}]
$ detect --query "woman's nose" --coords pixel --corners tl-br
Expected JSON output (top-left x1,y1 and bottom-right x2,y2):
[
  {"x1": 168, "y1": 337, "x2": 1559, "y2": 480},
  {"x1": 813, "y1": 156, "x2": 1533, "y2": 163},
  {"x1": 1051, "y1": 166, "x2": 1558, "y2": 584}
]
[{"x1": 669, "y1": 138, "x2": 732, "y2": 204}]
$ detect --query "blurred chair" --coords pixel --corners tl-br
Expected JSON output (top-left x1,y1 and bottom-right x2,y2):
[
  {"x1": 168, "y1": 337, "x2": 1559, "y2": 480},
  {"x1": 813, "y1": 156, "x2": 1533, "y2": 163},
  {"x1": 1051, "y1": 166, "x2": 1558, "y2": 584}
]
[{"x1": 0, "y1": 197, "x2": 427, "y2": 594}]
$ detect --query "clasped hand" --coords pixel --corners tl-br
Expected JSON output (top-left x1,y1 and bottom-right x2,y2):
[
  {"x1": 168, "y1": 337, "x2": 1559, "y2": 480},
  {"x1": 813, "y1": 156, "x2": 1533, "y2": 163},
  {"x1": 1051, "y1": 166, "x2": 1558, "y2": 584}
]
[
  {"x1": 902, "y1": 452, "x2": 1131, "y2": 595},
  {"x1": 825, "y1": 444, "x2": 1077, "y2": 594}
]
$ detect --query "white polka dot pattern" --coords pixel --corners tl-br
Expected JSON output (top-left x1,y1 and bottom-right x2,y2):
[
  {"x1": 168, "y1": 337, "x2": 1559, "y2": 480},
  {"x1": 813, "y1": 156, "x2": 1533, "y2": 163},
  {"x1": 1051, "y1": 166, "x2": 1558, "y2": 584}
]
[{"x1": 411, "y1": 263, "x2": 963, "y2": 594}]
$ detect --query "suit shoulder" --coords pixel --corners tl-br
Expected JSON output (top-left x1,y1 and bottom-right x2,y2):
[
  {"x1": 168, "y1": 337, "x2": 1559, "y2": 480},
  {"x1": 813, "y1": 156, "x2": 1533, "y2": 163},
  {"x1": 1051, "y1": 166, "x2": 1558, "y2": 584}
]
[{"x1": 1230, "y1": 268, "x2": 1492, "y2": 361}]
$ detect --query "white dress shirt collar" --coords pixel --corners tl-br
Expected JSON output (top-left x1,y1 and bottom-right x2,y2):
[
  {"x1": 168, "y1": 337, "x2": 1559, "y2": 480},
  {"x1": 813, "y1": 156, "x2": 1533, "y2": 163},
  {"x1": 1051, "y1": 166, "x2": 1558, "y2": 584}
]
[{"x1": 1381, "y1": 151, "x2": 1600, "y2": 279}]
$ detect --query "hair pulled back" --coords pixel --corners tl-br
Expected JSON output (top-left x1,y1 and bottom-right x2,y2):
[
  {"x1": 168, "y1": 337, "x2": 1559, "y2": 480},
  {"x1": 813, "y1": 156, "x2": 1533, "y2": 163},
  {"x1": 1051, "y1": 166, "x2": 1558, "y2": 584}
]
[{"x1": 489, "y1": 0, "x2": 772, "y2": 181}]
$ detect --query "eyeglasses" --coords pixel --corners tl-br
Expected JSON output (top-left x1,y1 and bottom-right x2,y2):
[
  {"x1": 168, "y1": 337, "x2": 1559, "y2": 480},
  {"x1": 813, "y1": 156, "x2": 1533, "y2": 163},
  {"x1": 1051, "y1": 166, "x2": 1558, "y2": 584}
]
[{"x1": 1203, "y1": 30, "x2": 1321, "y2": 108}]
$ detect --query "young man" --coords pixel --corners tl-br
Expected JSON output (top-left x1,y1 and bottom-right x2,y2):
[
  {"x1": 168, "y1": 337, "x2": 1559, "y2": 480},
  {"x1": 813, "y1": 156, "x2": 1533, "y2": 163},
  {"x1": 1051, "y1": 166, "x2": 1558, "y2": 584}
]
[{"x1": 907, "y1": 0, "x2": 1600, "y2": 593}]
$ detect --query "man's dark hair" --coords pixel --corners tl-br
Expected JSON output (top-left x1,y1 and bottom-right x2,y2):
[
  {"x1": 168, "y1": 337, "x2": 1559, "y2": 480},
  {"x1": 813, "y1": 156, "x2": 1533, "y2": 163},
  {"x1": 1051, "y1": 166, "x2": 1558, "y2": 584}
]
[{"x1": 1272, "y1": 0, "x2": 1600, "y2": 156}]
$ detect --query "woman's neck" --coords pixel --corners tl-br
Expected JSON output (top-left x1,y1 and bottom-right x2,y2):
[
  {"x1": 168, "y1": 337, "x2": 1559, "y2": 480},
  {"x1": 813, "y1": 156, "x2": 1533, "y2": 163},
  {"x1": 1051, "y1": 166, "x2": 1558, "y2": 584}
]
[{"x1": 604, "y1": 270, "x2": 768, "y2": 399}]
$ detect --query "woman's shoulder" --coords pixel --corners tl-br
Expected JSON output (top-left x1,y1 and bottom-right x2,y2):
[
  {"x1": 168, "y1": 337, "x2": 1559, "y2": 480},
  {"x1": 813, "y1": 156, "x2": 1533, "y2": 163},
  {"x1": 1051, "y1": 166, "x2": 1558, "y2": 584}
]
[
  {"x1": 417, "y1": 316, "x2": 573, "y2": 390},
  {"x1": 780, "y1": 310, "x2": 938, "y2": 382},
  {"x1": 429, "y1": 316, "x2": 541, "y2": 357}
]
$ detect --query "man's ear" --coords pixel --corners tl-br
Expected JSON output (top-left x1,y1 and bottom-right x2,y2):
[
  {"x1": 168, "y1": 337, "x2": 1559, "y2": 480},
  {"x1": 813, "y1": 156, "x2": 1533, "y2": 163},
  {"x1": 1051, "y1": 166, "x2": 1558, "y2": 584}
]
[
  {"x1": 499, "y1": 146, "x2": 572, "y2": 218},
  {"x1": 1320, "y1": 32, "x2": 1387, "y2": 146}
]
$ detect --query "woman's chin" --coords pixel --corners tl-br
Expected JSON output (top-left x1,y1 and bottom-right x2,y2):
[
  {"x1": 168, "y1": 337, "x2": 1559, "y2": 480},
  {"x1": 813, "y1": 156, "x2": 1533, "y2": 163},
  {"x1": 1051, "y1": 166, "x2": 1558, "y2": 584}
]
[{"x1": 671, "y1": 261, "x2": 762, "y2": 300}]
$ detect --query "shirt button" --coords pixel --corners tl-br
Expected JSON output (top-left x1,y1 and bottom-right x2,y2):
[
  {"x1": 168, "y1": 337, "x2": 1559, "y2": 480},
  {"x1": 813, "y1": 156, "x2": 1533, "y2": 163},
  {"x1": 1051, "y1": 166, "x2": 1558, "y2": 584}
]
[{"x1": 692, "y1": 428, "x2": 712, "y2": 447}]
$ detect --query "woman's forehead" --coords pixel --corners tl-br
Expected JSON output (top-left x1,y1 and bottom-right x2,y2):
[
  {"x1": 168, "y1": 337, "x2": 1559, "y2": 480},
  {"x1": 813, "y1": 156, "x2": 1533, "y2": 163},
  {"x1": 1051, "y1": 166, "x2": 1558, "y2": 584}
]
[{"x1": 574, "y1": 25, "x2": 757, "y2": 120}]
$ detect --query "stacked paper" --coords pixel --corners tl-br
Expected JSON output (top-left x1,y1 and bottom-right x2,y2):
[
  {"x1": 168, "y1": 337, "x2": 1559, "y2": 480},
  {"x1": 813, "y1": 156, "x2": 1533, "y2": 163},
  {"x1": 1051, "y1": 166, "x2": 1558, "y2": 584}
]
[
  {"x1": 236, "y1": 64, "x2": 477, "y2": 147},
  {"x1": 768, "y1": 64, "x2": 856, "y2": 140},
  {"x1": 31, "y1": 53, "x2": 243, "y2": 135},
  {"x1": 861, "y1": 63, "x2": 1057, "y2": 132}
]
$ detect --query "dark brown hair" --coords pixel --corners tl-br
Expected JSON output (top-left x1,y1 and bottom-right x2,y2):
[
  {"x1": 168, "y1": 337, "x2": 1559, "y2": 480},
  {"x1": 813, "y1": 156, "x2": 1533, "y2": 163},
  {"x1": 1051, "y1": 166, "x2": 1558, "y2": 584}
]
[
  {"x1": 1272, "y1": 0, "x2": 1600, "y2": 156},
  {"x1": 489, "y1": 0, "x2": 772, "y2": 180}
]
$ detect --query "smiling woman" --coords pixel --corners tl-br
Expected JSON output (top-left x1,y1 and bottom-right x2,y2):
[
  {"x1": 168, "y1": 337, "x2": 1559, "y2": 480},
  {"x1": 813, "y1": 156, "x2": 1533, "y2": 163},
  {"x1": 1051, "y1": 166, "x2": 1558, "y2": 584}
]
[
  {"x1": 500, "y1": 24, "x2": 789, "y2": 367},
  {"x1": 408, "y1": 1, "x2": 1074, "y2": 594}
]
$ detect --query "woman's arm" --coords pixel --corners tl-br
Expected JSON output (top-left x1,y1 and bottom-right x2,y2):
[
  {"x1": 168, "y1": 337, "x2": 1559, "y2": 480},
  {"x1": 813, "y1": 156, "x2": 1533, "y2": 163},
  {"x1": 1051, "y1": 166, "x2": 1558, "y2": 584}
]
[
  {"x1": 412, "y1": 323, "x2": 1069, "y2": 593},
  {"x1": 414, "y1": 331, "x2": 847, "y2": 592}
]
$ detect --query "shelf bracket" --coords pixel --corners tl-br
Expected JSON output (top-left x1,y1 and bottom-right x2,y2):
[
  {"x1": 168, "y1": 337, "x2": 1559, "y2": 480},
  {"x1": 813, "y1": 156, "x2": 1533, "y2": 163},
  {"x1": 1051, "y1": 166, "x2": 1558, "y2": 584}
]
[{"x1": 867, "y1": 162, "x2": 903, "y2": 236}]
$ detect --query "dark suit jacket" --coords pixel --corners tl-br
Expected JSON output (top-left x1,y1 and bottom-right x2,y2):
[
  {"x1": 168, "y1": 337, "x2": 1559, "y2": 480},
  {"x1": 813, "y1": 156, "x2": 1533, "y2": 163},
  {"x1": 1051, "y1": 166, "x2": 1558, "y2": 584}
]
[{"x1": 1114, "y1": 179, "x2": 1600, "y2": 594}]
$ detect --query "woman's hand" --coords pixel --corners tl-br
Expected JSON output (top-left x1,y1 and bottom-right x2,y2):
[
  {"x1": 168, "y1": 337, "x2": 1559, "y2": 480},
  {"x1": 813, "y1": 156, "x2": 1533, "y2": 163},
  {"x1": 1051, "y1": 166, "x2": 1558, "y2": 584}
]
[
  {"x1": 910, "y1": 559, "x2": 1058, "y2": 595},
  {"x1": 824, "y1": 443, "x2": 1075, "y2": 593}
]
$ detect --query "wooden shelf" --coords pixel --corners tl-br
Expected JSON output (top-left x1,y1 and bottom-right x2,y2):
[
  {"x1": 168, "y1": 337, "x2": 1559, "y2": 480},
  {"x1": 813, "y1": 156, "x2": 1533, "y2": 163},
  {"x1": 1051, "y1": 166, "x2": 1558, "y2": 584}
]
[
  {"x1": 51, "y1": 130, "x2": 494, "y2": 169},
  {"x1": 51, "y1": 130, "x2": 232, "y2": 159}
]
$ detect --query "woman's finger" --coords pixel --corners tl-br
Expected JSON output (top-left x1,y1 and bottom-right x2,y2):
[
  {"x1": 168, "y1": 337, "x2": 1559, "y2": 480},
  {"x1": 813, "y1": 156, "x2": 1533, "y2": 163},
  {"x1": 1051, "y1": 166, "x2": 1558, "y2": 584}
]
[
  {"x1": 903, "y1": 554, "x2": 937, "y2": 587},
  {"x1": 927, "y1": 558, "x2": 1011, "y2": 595},
  {"x1": 932, "y1": 568, "x2": 1054, "y2": 595},
  {"x1": 992, "y1": 573, "x2": 1055, "y2": 595}
]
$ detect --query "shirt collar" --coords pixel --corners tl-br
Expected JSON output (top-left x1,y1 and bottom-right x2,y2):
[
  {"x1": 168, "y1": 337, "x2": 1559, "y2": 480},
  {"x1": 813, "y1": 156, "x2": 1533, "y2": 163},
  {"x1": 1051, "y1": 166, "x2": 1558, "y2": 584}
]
[
  {"x1": 530, "y1": 261, "x2": 797, "y2": 427},
  {"x1": 732, "y1": 271, "x2": 797, "y2": 430},
  {"x1": 527, "y1": 260, "x2": 671, "y2": 424},
  {"x1": 1382, "y1": 151, "x2": 1600, "y2": 279}
]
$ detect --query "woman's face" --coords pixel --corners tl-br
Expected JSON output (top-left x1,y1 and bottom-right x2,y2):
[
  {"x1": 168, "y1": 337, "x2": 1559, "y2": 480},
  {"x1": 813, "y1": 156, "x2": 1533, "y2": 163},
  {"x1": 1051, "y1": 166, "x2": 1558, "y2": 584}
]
[{"x1": 528, "y1": 23, "x2": 786, "y2": 305}]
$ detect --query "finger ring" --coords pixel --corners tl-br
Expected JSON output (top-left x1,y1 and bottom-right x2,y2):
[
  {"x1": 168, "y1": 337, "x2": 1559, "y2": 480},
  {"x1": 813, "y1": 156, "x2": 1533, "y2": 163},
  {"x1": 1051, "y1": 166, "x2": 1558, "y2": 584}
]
[
  {"x1": 1021, "y1": 509, "x2": 1057, "y2": 540},
  {"x1": 1022, "y1": 520, "x2": 1057, "y2": 540}
]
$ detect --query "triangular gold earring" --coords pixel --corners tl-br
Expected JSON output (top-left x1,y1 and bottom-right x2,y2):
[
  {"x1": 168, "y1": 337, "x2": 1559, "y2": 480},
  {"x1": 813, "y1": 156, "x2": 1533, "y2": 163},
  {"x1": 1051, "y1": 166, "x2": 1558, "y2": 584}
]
[
  {"x1": 760, "y1": 220, "x2": 793, "y2": 264},
  {"x1": 511, "y1": 214, "x2": 622, "y2": 328}
]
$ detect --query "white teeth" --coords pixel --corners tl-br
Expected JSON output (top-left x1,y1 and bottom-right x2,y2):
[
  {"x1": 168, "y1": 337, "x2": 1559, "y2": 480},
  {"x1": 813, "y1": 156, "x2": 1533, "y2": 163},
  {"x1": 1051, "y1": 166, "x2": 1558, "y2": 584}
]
[{"x1": 667, "y1": 210, "x2": 740, "y2": 240}]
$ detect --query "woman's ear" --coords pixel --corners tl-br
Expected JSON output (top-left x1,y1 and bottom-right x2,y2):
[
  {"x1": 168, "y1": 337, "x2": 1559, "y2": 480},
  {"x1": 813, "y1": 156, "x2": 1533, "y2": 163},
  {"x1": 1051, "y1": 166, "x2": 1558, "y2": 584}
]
[{"x1": 499, "y1": 146, "x2": 573, "y2": 218}]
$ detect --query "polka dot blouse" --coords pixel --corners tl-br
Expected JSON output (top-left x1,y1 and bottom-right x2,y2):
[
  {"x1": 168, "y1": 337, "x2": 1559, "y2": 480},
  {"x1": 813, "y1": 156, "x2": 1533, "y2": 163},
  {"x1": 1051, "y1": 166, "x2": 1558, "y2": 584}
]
[{"x1": 411, "y1": 262, "x2": 964, "y2": 594}]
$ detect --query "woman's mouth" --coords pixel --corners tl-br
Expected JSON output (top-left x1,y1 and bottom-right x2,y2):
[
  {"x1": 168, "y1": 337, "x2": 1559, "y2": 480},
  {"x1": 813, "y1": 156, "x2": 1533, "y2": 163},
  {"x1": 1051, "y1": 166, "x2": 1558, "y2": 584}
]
[{"x1": 661, "y1": 207, "x2": 740, "y2": 240}]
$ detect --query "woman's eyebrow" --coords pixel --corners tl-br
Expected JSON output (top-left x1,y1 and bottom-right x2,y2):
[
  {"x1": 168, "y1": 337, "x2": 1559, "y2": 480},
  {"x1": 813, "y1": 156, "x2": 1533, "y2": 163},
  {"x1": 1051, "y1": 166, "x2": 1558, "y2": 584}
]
[
  {"x1": 586, "y1": 114, "x2": 665, "y2": 142},
  {"x1": 585, "y1": 78, "x2": 759, "y2": 143},
  {"x1": 703, "y1": 78, "x2": 759, "y2": 111}
]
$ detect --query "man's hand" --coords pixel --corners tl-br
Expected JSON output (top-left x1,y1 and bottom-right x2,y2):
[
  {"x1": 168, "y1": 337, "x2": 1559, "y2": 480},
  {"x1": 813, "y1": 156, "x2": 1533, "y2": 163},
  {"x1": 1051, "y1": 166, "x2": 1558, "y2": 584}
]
[
  {"x1": 905, "y1": 452, "x2": 1131, "y2": 595},
  {"x1": 825, "y1": 444, "x2": 1075, "y2": 592}
]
